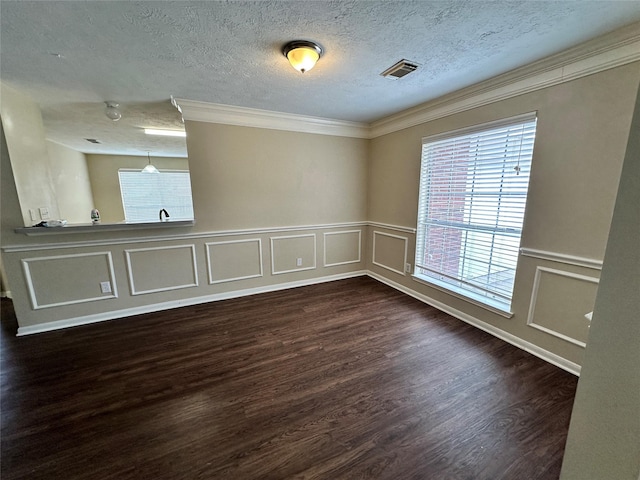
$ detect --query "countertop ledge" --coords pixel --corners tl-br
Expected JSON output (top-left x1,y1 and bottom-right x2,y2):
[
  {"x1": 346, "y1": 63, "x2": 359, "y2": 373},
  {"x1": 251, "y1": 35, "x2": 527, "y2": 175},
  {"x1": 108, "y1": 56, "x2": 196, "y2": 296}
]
[{"x1": 15, "y1": 220, "x2": 196, "y2": 236}]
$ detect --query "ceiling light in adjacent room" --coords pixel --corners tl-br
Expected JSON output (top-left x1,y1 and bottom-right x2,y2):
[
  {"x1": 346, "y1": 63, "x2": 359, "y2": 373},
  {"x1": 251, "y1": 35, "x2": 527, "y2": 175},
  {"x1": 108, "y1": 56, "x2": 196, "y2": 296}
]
[
  {"x1": 104, "y1": 101, "x2": 121, "y2": 121},
  {"x1": 144, "y1": 128, "x2": 186, "y2": 137},
  {"x1": 282, "y1": 40, "x2": 323, "y2": 73},
  {"x1": 142, "y1": 152, "x2": 159, "y2": 174}
]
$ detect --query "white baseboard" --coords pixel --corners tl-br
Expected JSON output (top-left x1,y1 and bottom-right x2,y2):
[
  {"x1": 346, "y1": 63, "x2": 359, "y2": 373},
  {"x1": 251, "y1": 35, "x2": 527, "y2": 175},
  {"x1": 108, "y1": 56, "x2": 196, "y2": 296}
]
[
  {"x1": 367, "y1": 271, "x2": 581, "y2": 376},
  {"x1": 1, "y1": 290, "x2": 11, "y2": 299},
  {"x1": 14, "y1": 269, "x2": 581, "y2": 377},
  {"x1": 16, "y1": 271, "x2": 367, "y2": 336}
]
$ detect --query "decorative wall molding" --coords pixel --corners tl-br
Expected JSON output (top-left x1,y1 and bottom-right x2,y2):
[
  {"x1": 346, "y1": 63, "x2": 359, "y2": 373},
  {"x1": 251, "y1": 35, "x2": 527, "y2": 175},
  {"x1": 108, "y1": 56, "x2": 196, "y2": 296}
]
[
  {"x1": 270, "y1": 234, "x2": 317, "y2": 275},
  {"x1": 520, "y1": 248, "x2": 603, "y2": 270},
  {"x1": 323, "y1": 230, "x2": 362, "y2": 267},
  {"x1": 205, "y1": 238, "x2": 263, "y2": 284},
  {"x1": 372, "y1": 231, "x2": 408, "y2": 276},
  {"x1": 16, "y1": 271, "x2": 368, "y2": 336},
  {"x1": 125, "y1": 244, "x2": 198, "y2": 295},
  {"x1": 367, "y1": 222, "x2": 417, "y2": 234},
  {"x1": 370, "y1": 24, "x2": 640, "y2": 137},
  {"x1": 2, "y1": 222, "x2": 367, "y2": 253},
  {"x1": 21, "y1": 252, "x2": 117, "y2": 309},
  {"x1": 175, "y1": 98, "x2": 370, "y2": 139},
  {"x1": 368, "y1": 271, "x2": 581, "y2": 376},
  {"x1": 526, "y1": 266, "x2": 599, "y2": 348}
]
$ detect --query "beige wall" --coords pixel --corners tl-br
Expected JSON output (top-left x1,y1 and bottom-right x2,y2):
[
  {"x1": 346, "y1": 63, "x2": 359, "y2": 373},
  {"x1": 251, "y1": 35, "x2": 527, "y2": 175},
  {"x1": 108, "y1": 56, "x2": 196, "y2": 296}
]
[
  {"x1": 0, "y1": 116, "x2": 368, "y2": 329},
  {"x1": 0, "y1": 82, "x2": 60, "y2": 226},
  {"x1": 86, "y1": 154, "x2": 189, "y2": 223},
  {"x1": 367, "y1": 62, "x2": 640, "y2": 369},
  {"x1": 46, "y1": 140, "x2": 95, "y2": 224},
  {"x1": 0, "y1": 54, "x2": 636, "y2": 387},
  {"x1": 185, "y1": 122, "x2": 369, "y2": 231},
  {"x1": 560, "y1": 82, "x2": 640, "y2": 480}
]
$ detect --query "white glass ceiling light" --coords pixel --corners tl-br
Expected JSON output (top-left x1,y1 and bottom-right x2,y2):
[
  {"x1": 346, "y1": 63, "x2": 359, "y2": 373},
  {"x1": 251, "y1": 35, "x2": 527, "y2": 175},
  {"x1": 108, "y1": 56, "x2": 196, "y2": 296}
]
[
  {"x1": 282, "y1": 40, "x2": 323, "y2": 73},
  {"x1": 142, "y1": 152, "x2": 159, "y2": 174},
  {"x1": 104, "y1": 101, "x2": 121, "y2": 121}
]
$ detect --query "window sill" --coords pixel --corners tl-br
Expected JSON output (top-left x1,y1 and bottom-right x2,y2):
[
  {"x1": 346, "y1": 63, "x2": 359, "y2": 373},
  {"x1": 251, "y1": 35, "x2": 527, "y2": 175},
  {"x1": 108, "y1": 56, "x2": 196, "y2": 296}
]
[
  {"x1": 411, "y1": 274, "x2": 514, "y2": 319},
  {"x1": 15, "y1": 220, "x2": 195, "y2": 236}
]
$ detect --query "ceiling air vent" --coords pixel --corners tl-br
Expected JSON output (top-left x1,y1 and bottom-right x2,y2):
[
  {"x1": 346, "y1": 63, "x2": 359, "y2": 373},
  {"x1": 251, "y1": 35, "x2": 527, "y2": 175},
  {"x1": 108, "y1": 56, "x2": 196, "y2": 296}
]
[
  {"x1": 85, "y1": 138, "x2": 101, "y2": 144},
  {"x1": 381, "y1": 59, "x2": 419, "y2": 79}
]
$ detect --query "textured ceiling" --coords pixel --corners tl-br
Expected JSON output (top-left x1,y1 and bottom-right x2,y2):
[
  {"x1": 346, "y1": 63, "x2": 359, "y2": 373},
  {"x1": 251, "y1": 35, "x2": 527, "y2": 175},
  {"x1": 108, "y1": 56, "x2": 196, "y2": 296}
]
[{"x1": 1, "y1": 1, "x2": 640, "y2": 157}]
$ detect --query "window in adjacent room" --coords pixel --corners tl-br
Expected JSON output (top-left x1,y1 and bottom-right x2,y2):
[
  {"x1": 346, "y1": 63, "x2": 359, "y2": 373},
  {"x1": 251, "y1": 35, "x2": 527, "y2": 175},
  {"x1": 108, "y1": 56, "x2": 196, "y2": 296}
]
[
  {"x1": 414, "y1": 113, "x2": 537, "y2": 314},
  {"x1": 118, "y1": 169, "x2": 194, "y2": 223}
]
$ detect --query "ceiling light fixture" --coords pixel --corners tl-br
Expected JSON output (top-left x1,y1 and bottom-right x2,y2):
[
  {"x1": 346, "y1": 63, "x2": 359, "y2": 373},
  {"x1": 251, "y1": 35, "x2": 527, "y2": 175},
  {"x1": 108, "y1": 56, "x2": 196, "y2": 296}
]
[
  {"x1": 144, "y1": 128, "x2": 186, "y2": 137},
  {"x1": 142, "y1": 152, "x2": 159, "y2": 174},
  {"x1": 282, "y1": 40, "x2": 323, "y2": 73},
  {"x1": 104, "y1": 101, "x2": 121, "y2": 121}
]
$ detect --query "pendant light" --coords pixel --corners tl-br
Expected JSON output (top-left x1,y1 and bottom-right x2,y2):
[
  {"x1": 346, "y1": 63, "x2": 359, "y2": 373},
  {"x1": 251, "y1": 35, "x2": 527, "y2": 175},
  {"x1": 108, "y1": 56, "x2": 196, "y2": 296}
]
[
  {"x1": 282, "y1": 40, "x2": 323, "y2": 73},
  {"x1": 142, "y1": 152, "x2": 159, "y2": 174}
]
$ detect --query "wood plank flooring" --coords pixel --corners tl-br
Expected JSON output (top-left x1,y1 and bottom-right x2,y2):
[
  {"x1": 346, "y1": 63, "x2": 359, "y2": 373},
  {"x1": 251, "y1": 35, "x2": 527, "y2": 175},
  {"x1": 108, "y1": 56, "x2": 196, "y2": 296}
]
[{"x1": 1, "y1": 277, "x2": 577, "y2": 479}]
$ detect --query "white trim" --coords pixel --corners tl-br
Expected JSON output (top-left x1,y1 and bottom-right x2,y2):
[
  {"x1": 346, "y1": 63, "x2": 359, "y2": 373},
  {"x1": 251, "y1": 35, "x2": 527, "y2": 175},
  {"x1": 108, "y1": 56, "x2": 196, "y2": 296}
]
[
  {"x1": 367, "y1": 222, "x2": 417, "y2": 234},
  {"x1": 372, "y1": 231, "x2": 408, "y2": 276},
  {"x1": 175, "y1": 98, "x2": 370, "y2": 139},
  {"x1": 270, "y1": 234, "x2": 317, "y2": 275},
  {"x1": 21, "y1": 252, "x2": 118, "y2": 309},
  {"x1": 323, "y1": 230, "x2": 362, "y2": 267},
  {"x1": 520, "y1": 248, "x2": 603, "y2": 270},
  {"x1": 2, "y1": 222, "x2": 367, "y2": 253},
  {"x1": 124, "y1": 244, "x2": 198, "y2": 295},
  {"x1": 367, "y1": 271, "x2": 581, "y2": 376},
  {"x1": 1, "y1": 291, "x2": 11, "y2": 299},
  {"x1": 526, "y1": 266, "x2": 599, "y2": 348},
  {"x1": 16, "y1": 271, "x2": 367, "y2": 336},
  {"x1": 205, "y1": 238, "x2": 263, "y2": 284},
  {"x1": 174, "y1": 27, "x2": 640, "y2": 140},
  {"x1": 370, "y1": 25, "x2": 640, "y2": 138}
]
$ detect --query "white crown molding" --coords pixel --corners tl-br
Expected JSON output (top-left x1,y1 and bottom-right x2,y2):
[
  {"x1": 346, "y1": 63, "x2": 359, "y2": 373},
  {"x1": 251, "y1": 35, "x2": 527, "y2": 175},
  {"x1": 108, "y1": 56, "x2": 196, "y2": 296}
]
[
  {"x1": 174, "y1": 24, "x2": 639, "y2": 140},
  {"x1": 370, "y1": 23, "x2": 640, "y2": 138},
  {"x1": 174, "y1": 98, "x2": 370, "y2": 139}
]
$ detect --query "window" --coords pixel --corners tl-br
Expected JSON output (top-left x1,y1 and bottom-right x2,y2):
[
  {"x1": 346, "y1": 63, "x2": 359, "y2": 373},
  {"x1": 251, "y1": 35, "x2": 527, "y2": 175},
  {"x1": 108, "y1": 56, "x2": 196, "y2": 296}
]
[
  {"x1": 118, "y1": 169, "x2": 194, "y2": 223},
  {"x1": 414, "y1": 113, "x2": 537, "y2": 313}
]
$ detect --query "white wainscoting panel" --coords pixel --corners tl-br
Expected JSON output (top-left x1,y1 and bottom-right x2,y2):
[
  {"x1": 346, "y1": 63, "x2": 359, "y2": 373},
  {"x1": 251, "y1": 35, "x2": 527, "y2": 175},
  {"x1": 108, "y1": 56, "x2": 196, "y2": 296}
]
[
  {"x1": 270, "y1": 234, "x2": 317, "y2": 275},
  {"x1": 125, "y1": 244, "x2": 198, "y2": 295},
  {"x1": 323, "y1": 230, "x2": 362, "y2": 267},
  {"x1": 372, "y1": 231, "x2": 408, "y2": 276},
  {"x1": 206, "y1": 238, "x2": 263, "y2": 284},
  {"x1": 527, "y1": 266, "x2": 599, "y2": 348},
  {"x1": 22, "y1": 251, "x2": 117, "y2": 309}
]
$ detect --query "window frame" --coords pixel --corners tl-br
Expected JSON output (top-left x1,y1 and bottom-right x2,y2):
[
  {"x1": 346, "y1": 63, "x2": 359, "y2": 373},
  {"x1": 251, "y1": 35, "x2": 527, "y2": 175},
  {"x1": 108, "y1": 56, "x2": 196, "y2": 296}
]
[
  {"x1": 118, "y1": 168, "x2": 194, "y2": 224},
  {"x1": 413, "y1": 112, "x2": 537, "y2": 316}
]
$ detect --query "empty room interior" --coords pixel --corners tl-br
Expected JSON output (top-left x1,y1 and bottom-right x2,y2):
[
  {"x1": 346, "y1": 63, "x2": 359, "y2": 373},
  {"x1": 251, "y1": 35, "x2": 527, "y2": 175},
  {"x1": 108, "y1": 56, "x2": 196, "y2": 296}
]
[{"x1": 1, "y1": 2, "x2": 639, "y2": 479}]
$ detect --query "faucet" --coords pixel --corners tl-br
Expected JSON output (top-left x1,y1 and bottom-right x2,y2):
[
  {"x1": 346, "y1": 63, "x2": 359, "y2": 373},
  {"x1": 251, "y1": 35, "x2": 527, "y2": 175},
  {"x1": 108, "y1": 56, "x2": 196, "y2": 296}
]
[{"x1": 159, "y1": 208, "x2": 170, "y2": 222}]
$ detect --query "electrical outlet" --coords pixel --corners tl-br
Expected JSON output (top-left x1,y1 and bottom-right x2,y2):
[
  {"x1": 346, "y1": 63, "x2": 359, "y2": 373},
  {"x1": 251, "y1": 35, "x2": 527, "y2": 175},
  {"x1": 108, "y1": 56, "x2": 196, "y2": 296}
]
[
  {"x1": 405, "y1": 263, "x2": 412, "y2": 273},
  {"x1": 100, "y1": 281, "x2": 112, "y2": 294},
  {"x1": 39, "y1": 206, "x2": 50, "y2": 219},
  {"x1": 296, "y1": 258, "x2": 303, "y2": 267},
  {"x1": 29, "y1": 209, "x2": 38, "y2": 221}
]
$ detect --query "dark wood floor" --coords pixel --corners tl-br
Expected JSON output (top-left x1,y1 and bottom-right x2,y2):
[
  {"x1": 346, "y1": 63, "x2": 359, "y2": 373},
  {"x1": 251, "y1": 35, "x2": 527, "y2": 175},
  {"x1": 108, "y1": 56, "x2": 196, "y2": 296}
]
[{"x1": 1, "y1": 277, "x2": 577, "y2": 480}]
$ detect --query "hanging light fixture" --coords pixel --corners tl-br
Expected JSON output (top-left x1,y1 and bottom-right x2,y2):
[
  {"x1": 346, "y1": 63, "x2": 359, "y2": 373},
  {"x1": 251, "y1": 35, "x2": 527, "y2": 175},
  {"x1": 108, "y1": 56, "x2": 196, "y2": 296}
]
[
  {"x1": 142, "y1": 152, "x2": 159, "y2": 174},
  {"x1": 282, "y1": 40, "x2": 323, "y2": 73},
  {"x1": 104, "y1": 101, "x2": 121, "y2": 121}
]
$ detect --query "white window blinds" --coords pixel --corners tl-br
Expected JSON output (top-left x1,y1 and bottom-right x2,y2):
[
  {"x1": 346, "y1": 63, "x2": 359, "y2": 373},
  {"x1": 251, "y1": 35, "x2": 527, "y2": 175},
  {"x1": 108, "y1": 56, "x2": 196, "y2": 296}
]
[
  {"x1": 118, "y1": 169, "x2": 194, "y2": 223},
  {"x1": 414, "y1": 113, "x2": 537, "y2": 312}
]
